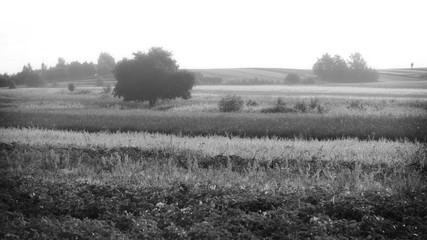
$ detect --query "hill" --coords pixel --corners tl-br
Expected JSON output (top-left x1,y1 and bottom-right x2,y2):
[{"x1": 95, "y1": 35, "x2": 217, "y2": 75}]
[
  {"x1": 189, "y1": 68, "x2": 427, "y2": 89},
  {"x1": 189, "y1": 68, "x2": 313, "y2": 84}
]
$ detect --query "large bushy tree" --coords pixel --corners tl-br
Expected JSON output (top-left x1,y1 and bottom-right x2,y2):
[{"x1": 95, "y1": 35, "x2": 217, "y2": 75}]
[
  {"x1": 313, "y1": 52, "x2": 378, "y2": 82},
  {"x1": 113, "y1": 47, "x2": 195, "y2": 107}
]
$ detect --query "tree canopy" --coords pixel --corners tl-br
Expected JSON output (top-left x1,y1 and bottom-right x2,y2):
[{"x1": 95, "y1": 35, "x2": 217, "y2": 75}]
[
  {"x1": 113, "y1": 47, "x2": 195, "y2": 106},
  {"x1": 97, "y1": 52, "x2": 116, "y2": 76},
  {"x1": 313, "y1": 52, "x2": 378, "y2": 82}
]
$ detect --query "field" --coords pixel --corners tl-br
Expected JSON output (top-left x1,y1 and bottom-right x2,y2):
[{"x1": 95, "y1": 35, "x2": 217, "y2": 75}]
[{"x1": 1, "y1": 70, "x2": 427, "y2": 239}]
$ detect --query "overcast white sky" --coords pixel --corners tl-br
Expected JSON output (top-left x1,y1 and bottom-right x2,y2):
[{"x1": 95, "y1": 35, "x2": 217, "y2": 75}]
[{"x1": 0, "y1": 0, "x2": 426, "y2": 74}]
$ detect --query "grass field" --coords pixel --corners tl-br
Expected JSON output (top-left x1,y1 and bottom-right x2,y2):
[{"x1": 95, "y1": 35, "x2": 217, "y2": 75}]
[{"x1": 1, "y1": 71, "x2": 427, "y2": 239}]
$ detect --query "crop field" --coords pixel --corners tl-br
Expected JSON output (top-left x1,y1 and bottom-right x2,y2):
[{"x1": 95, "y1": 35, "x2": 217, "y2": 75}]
[{"x1": 1, "y1": 80, "x2": 427, "y2": 239}]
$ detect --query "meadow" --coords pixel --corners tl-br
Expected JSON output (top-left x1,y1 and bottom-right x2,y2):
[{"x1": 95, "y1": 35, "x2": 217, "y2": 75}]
[{"x1": 1, "y1": 74, "x2": 427, "y2": 239}]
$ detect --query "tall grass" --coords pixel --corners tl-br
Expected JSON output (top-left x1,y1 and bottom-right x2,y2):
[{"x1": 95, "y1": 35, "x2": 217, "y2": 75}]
[
  {"x1": 1, "y1": 128, "x2": 425, "y2": 166},
  {"x1": 1, "y1": 109, "x2": 426, "y2": 141}
]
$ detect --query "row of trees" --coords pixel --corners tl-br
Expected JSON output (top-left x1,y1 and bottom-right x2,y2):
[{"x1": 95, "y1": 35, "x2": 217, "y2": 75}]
[
  {"x1": 313, "y1": 52, "x2": 379, "y2": 82},
  {"x1": 1, "y1": 53, "x2": 116, "y2": 87}
]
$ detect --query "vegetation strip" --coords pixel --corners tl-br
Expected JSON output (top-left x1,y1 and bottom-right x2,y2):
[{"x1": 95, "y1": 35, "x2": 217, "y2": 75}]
[
  {"x1": 1, "y1": 172, "x2": 426, "y2": 239},
  {"x1": 1, "y1": 127, "x2": 424, "y2": 165},
  {"x1": 1, "y1": 110, "x2": 426, "y2": 141}
]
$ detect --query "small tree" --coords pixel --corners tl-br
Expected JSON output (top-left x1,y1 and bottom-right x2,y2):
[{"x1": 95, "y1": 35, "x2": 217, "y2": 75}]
[
  {"x1": 113, "y1": 47, "x2": 195, "y2": 107},
  {"x1": 8, "y1": 80, "x2": 16, "y2": 89},
  {"x1": 68, "y1": 83, "x2": 75, "y2": 92},
  {"x1": 97, "y1": 52, "x2": 116, "y2": 76}
]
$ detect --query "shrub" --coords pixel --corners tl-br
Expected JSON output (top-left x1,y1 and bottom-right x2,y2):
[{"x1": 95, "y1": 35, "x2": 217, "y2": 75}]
[
  {"x1": 68, "y1": 83, "x2": 75, "y2": 92},
  {"x1": 96, "y1": 76, "x2": 105, "y2": 87},
  {"x1": 25, "y1": 72, "x2": 47, "y2": 87},
  {"x1": 246, "y1": 99, "x2": 259, "y2": 107},
  {"x1": 309, "y1": 98, "x2": 326, "y2": 114},
  {"x1": 8, "y1": 80, "x2": 16, "y2": 89},
  {"x1": 284, "y1": 73, "x2": 301, "y2": 84},
  {"x1": 260, "y1": 98, "x2": 296, "y2": 113},
  {"x1": 104, "y1": 84, "x2": 112, "y2": 93},
  {"x1": 309, "y1": 98, "x2": 320, "y2": 109},
  {"x1": 348, "y1": 100, "x2": 366, "y2": 110},
  {"x1": 294, "y1": 101, "x2": 308, "y2": 113},
  {"x1": 218, "y1": 95, "x2": 244, "y2": 112}
]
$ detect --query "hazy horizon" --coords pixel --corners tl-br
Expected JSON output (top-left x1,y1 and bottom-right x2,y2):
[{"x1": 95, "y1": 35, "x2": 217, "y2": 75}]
[{"x1": 1, "y1": 0, "x2": 426, "y2": 74}]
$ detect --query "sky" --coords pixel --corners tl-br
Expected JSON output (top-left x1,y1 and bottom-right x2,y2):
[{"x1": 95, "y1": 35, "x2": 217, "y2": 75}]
[{"x1": 0, "y1": 0, "x2": 426, "y2": 74}]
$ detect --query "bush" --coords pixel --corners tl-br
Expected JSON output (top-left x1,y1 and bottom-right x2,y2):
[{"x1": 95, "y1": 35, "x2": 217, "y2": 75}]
[
  {"x1": 218, "y1": 95, "x2": 244, "y2": 112},
  {"x1": 284, "y1": 73, "x2": 301, "y2": 84},
  {"x1": 309, "y1": 98, "x2": 320, "y2": 109},
  {"x1": 68, "y1": 83, "x2": 75, "y2": 92},
  {"x1": 8, "y1": 80, "x2": 16, "y2": 89},
  {"x1": 96, "y1": 76, "x2": 105, "y2": 87},
  {"x1": 246, "y1": 99, "x2": 259, "y2": 107},
  {"x1": 348, "y1": 100, "x2": 366, "y2": 110},
  {"x1": 294, "y1": 101, "x2": 308, "y2": 113},
  {"x1": 104, "y1": 84, "x2": 112, "y2": 94},
  {"x1": 260, "y1": 98, "x2": 296, "y2": 113},
  {"x1": 25, "y1": 72, "x2": 47, "y2": 87}
]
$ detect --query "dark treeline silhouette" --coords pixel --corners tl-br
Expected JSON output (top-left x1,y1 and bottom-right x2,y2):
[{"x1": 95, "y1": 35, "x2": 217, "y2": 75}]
[
  {"x1": 313, "y1": 52, "x2": 379, "y2": 82},
  {"x1": 1, "y1": 53, "x2": 116, "y2": 87}
]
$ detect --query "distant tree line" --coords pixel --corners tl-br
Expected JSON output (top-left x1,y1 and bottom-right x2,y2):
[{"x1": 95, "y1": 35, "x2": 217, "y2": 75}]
[
  {"x1": 313, "y1": 52, "x2": 379, "y2": 82},
  {"x1": 0, "y1": 52, "x2": 116, "y2": 87}
]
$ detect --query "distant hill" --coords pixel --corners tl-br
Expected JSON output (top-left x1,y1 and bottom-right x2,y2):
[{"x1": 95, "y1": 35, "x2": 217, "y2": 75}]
[
  {"x1": 188, "y1": 67, "x2": 427, "y2": 89},
  {"x1": 189, "y1": 68, "x2": 313, "y2": 84}
]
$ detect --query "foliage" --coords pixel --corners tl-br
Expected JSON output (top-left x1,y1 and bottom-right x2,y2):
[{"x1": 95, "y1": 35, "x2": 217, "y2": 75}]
[
  {"x1": 68, "y1": 83, "x2": 75, "y2": 92},
  {"x1": 261, "y1": 98, "x2": 296, "y2": 113},
  {"x1": 348, "y1": 100, "x2": 366, "y2": 110},
  {"x1": 294, "y1": 101, "x2": 308, "y2": 112},
  {"x1": 0, "y1": 73, "x2": 11, "y2": 87},
  {"x1": 218, "y1": 95, "x2": 244, "y2": 112},
  {"x1": 67, "y1": 61, "x2": 96, "y2": 80},
  {"x1": 97, "y1": 52, "x2": 116, "y2": 76},
  {"x1": 113, "y1": 47, "x2": 195, "y2": 107},
  {"x1": 8, "y1": 80, "x2": 16, "y2": 89},
  {"x1": 313, "y1": 52, "x2": 379, "y2": 82},
  {"x1": 10, "y1": 64, "x2": 32, "y2": 85},
  {"x1": 284, "y1": 73, "x2": 301, "y2": 84},
  {"x1": 25, "y1": 72, "x2": 47, "y2": 87},
  {"x1": 103, "y1": 84, "x2": 112, "y2": 94},
  {"x1": 246, "y1": 99, "x2": 259, "y2": 107}
]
